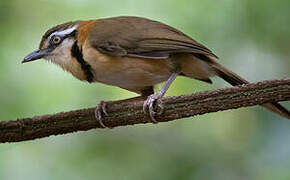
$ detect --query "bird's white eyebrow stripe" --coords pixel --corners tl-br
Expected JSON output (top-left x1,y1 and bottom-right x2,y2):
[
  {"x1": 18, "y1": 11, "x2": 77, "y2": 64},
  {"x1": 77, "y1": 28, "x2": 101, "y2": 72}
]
[{"x1": 49, "y1": 25, "x2": 78, "y2": 38}]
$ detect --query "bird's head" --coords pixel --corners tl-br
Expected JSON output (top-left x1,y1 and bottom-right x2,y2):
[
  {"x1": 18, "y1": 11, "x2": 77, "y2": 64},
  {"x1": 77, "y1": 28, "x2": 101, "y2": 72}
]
[{"x1": 22, "y1": 21, "x2": 80, "y2": 65}]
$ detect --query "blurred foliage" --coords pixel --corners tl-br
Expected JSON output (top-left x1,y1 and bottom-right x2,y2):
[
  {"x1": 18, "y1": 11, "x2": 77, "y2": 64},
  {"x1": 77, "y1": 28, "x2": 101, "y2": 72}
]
[{"x1": 0, "y1": 0, "x2": 289, "y2": 179}]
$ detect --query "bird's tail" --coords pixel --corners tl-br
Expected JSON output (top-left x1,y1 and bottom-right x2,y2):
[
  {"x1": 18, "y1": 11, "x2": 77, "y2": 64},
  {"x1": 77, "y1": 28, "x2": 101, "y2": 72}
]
[{"x1": 211, "y1": 62, "x2": 290, "y2": 119}]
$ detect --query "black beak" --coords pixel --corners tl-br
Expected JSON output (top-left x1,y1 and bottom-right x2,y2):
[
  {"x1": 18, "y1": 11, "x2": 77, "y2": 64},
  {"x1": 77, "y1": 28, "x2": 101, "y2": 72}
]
[{"x1": 22, "y1": 48, "x2": 52, "y2": 63}]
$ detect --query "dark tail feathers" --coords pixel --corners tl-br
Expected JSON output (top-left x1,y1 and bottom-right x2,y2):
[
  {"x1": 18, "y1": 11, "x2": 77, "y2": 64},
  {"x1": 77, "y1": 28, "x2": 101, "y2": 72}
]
[{"x1": 211, "y1": 63, "x2": 290, "y2": 119}]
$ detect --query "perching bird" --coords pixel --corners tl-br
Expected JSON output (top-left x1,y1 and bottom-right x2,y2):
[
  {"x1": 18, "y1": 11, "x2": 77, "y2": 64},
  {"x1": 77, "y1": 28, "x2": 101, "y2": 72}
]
[{"x1": 23, "y1": 16, "x2": 290, "y2": 127}]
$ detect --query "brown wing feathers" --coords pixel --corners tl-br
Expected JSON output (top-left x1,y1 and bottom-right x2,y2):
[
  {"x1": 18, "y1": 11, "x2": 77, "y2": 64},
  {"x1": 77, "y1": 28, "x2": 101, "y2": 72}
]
[{"x1": 89, "y1": 16, "x2": 218, "y2": 59}]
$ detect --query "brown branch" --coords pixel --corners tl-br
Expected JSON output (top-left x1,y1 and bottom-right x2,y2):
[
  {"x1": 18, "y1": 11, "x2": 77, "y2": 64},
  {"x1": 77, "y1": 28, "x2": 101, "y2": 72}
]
[{"x1": 0, "y1": 79, "x2": 289, "y2": 143}]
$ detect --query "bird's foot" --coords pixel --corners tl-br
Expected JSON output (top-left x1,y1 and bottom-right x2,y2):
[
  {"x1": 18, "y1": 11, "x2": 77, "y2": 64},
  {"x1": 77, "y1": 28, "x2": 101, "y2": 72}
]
[
  {"x1": 95, "y1": 101, "x2": 109, "y2": 128},
  {"x1": 143, "y1": 94, "x2": 165, "y2": 123}
]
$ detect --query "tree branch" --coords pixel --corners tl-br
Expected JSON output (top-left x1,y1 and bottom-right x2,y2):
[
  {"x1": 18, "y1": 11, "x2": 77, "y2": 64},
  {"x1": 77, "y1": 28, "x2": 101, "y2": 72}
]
[{"x1": 0, "y1": 79, "x2": 289, "y2": 143}]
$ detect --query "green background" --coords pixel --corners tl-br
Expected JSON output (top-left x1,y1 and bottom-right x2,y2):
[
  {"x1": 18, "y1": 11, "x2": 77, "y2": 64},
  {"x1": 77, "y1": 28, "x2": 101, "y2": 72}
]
[{"x1": 0, "y1": 0, "x2": 290, "y2": 179}]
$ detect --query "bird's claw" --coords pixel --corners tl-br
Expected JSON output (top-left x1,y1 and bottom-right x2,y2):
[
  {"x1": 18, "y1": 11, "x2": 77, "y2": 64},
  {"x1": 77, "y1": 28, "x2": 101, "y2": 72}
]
[
  {"x1": 143, "y1": 94, "x2": 165, "y2": 123},
  {"x1": 95, "y1": 101, "x2": 109, "y2": 128}
]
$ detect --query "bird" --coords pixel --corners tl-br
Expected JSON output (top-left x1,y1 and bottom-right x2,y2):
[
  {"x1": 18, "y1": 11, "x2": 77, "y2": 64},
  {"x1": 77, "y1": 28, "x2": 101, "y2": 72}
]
[{"x1": 22, "y1": 16, "x2": 290, "y2": 127}]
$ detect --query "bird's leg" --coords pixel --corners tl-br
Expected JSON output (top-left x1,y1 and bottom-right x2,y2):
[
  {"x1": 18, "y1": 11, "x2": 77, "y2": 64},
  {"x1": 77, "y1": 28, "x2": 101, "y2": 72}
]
[
  {"x1": 143, "y1": 72, "x2": 178, "y2": 123},
  {"x1": 95, "y1": 96, "x2": 148, "y2": 128},
  {"x1": 95, "y1": 101, "x2": 109, "y2": 128}
]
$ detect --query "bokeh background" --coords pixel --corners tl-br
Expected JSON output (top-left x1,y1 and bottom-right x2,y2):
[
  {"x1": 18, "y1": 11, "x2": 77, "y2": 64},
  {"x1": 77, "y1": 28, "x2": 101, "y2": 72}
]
[{"x1": 0, "y1": 0, "x2": 290, "y2": 179}]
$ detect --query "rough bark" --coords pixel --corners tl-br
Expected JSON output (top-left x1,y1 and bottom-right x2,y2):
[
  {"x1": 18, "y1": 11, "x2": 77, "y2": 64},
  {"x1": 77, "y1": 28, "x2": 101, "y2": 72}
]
[{"x1": 0, "y1": 79, "x2": 289, "y2": 143}]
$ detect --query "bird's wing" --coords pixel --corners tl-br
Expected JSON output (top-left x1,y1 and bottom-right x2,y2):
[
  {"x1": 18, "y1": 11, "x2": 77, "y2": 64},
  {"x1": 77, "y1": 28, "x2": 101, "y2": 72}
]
[{"x1": 89, "y1": 16, "x2": 218, "y2": 59}]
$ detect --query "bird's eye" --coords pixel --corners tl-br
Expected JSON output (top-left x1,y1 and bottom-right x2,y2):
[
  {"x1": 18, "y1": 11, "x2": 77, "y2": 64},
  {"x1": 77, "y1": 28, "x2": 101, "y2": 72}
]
[{"x1": 52, "y1": 36, "x2": 62, "y2": 44}]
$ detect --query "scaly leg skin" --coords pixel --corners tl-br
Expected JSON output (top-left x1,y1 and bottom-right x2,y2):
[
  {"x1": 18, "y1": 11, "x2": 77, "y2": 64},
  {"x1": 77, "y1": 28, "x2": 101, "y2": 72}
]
[
  {"x1": 143, "y1": 73, "x2": 178, "y2": 123},
  {"x1": 95, "y1": 101, "x2": 109, "y2": 128}
]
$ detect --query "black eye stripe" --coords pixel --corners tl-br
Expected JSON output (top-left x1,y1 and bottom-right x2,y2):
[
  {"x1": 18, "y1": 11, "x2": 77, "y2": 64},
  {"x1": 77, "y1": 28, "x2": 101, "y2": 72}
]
[
  {"x1": 65, "y1": 30, "x2": 76, "y2": 38},
  {"x1": 49, "y1": 30, "x2": 76, "y2": 45}
]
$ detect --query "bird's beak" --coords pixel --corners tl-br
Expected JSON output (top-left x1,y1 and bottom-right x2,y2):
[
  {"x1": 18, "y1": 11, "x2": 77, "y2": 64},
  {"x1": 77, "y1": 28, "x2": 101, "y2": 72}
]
[{"x1": 22, "y1": 48, "x2": 52, "y2": 63}]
